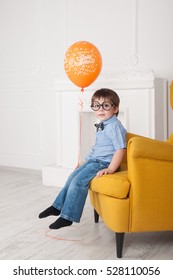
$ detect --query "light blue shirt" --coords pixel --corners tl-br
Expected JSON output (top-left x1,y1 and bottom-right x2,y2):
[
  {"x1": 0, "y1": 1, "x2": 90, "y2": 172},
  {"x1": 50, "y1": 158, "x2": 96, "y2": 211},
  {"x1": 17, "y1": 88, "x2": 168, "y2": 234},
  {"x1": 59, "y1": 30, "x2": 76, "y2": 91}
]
[{"x1": 85, "y1": 115, "x2": 127, "y2": 163}]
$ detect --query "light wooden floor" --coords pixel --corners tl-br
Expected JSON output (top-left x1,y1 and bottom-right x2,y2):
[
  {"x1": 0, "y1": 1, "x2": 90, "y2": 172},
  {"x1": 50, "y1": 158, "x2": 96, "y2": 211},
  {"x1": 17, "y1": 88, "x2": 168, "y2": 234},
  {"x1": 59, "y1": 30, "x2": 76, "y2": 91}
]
[{"x1": 0, "y1": 166, "x2": 173, "y2": 260}]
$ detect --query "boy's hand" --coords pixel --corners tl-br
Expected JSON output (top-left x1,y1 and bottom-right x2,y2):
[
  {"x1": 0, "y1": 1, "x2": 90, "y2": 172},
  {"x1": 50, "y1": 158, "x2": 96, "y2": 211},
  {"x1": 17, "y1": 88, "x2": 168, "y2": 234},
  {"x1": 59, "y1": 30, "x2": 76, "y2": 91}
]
[
  {"x1": 96, "y1": 168, "x2": 114, "y2": 177},
  {"x1": 96, "y1": 149, "x2": 125, "y2": 177}
]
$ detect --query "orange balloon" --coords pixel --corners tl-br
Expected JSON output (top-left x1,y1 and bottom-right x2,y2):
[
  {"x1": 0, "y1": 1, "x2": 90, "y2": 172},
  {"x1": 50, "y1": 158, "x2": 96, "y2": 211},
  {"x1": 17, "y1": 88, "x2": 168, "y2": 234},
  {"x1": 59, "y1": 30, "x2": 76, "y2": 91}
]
[{"x1": 64, "y1": 41, "x2": 102, "y2": 89}]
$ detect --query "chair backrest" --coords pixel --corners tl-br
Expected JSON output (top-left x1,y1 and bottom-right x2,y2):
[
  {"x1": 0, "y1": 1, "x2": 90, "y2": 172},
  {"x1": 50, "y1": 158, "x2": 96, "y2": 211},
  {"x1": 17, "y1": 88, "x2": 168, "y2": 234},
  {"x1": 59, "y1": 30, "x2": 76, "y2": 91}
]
[
  {"x1": 120, "y1": 132, "x2": 139, "y2": 171},
  {"x1": 120, "y1": 132, "x2": 173, "y2": 171},
  {"x1": 167, "y1": 133, "x2": 173, "y2": 144}
]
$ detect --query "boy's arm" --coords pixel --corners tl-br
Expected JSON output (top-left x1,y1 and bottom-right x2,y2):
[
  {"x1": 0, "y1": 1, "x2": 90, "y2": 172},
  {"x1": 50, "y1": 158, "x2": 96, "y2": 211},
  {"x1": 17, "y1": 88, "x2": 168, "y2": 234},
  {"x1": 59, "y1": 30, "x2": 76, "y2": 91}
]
[{"x1": 96, "y1": 148, "x2": 126, "y2": 177}]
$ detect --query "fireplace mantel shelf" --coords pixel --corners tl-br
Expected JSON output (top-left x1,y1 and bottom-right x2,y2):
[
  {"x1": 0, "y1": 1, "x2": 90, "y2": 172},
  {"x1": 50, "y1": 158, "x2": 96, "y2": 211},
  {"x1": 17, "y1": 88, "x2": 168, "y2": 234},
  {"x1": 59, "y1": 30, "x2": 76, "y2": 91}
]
[{"x1": 55, "y1": 70, "x2": 155, "y2": 91}]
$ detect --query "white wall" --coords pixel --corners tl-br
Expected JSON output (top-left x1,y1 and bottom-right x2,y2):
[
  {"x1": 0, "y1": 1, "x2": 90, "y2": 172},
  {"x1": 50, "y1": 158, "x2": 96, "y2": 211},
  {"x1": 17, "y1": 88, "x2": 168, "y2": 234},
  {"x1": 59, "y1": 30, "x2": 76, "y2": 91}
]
[{"x1": 0, "y1": 0, "x2": 173, "y2": 170}]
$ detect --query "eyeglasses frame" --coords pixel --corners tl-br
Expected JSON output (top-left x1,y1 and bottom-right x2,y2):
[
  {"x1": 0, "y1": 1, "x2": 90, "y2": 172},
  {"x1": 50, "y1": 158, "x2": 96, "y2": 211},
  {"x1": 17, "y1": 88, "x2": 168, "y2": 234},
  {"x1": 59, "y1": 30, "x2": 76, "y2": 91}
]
[{"x1": 90, "y1": 101, "x2": 115, "y2": 111}]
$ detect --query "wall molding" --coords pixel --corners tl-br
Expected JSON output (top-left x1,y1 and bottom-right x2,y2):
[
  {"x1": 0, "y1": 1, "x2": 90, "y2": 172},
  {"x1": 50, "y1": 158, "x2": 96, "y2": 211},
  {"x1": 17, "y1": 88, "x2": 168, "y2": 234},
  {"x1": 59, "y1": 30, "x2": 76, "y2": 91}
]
[
  {"x1": 0, "y1": 104, "x2": 41, "y2": 157},
  {"x1": 0, "y1": 0, "x2": 43, "y2": 75},
  {"x1": 64, "y1": 0, "x2": 139, "y2": 68},
  {"x1": 0, "y1": 87, "x2": 56, "y2": 94},
  {"x1": 130, "y1": 0, "x2": 139, "y2": 66}
]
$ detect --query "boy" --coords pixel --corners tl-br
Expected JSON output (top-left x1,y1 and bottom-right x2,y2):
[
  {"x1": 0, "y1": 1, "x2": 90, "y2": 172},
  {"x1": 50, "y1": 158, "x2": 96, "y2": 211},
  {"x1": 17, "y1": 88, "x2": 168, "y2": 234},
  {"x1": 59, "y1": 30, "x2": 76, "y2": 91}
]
[{"x1": 39, "y1": 88, "x2": 126, "y2": 229}]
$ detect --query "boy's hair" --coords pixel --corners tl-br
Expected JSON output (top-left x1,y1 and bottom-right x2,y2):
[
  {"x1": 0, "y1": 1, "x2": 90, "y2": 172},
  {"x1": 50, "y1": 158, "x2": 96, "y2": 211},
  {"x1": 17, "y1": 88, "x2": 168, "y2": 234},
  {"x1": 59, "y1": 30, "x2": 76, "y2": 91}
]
[{"x1": 91, "y1": 88, "x2": 120, "y2": 116}]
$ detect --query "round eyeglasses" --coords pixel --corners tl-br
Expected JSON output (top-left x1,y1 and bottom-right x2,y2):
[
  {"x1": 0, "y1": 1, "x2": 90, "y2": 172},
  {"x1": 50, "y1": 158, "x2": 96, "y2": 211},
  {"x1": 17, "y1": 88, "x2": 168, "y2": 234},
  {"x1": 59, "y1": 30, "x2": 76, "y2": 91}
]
[{"x1": 90, "y1": 101, "x2": 115, "y2": 111}]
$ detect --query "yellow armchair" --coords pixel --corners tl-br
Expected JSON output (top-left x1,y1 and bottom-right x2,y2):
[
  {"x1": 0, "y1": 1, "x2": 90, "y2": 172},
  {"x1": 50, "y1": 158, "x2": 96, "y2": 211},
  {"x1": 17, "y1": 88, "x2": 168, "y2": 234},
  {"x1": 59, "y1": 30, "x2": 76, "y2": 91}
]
[{"x1": 89, "y1": 133, "x2": 173, "y2": 258}]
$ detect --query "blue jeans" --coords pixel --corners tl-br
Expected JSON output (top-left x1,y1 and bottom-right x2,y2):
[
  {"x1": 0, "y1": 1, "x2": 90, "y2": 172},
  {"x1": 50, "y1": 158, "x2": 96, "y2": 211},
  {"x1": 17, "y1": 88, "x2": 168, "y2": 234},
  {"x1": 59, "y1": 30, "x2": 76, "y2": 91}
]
[{"x1": 53, "y1": 159, "x2": 109, "y2": 223}]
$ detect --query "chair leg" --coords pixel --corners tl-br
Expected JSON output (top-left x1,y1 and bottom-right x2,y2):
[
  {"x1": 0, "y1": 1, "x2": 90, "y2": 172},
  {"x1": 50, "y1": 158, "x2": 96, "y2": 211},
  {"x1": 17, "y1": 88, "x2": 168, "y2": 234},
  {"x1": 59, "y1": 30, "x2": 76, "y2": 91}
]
[
  {"x1": 94, "y1": 209, "x2": 99, "y2": 223},
  {"x1": 115, "y1": 232, "x2": 125, "y2": 258}
]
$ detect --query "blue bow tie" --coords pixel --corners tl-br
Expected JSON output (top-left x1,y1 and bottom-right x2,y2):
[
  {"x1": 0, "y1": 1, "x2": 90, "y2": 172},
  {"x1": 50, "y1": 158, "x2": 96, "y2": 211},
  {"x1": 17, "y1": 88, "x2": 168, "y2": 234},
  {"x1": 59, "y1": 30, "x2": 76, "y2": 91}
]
[{"x1": 94, "y1": 122, "x2": 104, "y2": 132}]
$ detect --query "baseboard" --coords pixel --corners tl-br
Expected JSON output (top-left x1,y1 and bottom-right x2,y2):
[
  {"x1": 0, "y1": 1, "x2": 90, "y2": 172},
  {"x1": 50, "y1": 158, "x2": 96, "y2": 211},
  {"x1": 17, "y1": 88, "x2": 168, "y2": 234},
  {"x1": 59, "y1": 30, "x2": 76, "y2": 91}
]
[{"x1": 0, "y1": 165, "x2": 42, "y2": 175}]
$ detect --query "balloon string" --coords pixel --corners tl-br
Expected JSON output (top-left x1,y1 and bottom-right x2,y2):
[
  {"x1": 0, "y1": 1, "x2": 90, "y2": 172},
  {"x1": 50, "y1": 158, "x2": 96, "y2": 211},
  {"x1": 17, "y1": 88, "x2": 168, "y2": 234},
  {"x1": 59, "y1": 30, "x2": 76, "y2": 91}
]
[
  {"x1": 44, "y1": 205, "x2": 87, "y2": 242},
  {"x1": 45, "y1": 229, "x2": 83, "y2": 242},
  {"x1": 76, "y1": 88, "x2": 84, "y2": 168}
]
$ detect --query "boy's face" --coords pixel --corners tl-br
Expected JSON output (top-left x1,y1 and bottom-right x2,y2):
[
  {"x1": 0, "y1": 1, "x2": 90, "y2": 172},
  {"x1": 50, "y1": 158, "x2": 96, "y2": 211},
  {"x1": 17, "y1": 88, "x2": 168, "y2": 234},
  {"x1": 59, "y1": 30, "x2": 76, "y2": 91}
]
[{"x1": 92, "y1": 97, "x2": 118, "y2": 121}]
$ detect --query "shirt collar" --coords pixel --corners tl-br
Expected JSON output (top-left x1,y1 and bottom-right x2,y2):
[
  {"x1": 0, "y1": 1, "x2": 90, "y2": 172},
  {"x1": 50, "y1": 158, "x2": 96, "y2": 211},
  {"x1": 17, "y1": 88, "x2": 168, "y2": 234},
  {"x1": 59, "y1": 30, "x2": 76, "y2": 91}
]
[{"x1": 103, "y1": 115, "x2": 117, "y2": 125}]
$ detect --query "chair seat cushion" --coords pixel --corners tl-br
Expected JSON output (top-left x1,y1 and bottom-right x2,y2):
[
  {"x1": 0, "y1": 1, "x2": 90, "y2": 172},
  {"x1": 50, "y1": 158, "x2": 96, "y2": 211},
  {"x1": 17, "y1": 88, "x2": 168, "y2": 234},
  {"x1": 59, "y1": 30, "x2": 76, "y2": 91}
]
[{"x1": 90, "y1": 171, "x2": 130, "y2": 199}]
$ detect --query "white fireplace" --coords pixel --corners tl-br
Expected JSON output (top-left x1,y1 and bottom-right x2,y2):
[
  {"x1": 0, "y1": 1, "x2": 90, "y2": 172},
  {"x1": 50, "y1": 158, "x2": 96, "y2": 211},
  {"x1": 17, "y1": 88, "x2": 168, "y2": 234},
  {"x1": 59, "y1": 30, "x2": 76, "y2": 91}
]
[{"x1": 42, "y1": 70, "x2": 167, "y2": 187}]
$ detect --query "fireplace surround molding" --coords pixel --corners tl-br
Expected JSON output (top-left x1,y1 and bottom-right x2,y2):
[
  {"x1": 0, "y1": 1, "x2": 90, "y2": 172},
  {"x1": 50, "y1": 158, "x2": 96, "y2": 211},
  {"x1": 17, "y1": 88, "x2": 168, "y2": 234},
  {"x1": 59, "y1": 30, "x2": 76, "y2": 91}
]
[{"x1": 42, "y1": 70, "x2": 167, "y2": 187}]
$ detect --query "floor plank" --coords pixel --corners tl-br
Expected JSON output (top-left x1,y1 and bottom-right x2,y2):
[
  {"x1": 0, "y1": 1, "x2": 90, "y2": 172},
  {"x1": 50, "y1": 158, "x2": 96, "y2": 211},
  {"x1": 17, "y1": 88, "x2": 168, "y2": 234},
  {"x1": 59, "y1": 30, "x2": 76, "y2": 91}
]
[{"x1": 0, "y1": 167, "x2": 173, "y2": 260}]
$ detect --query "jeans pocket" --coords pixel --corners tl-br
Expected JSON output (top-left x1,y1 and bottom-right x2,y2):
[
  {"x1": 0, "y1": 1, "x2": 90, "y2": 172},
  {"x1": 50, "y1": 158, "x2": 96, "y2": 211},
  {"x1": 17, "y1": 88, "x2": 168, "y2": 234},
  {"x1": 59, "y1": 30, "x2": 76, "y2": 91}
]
[
  {"x1": 94, "y1": 162, "x2": 108, "y2": 173},
  {"x1": 99, "y1": 161, "x2": 109, "y2": 169}
]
